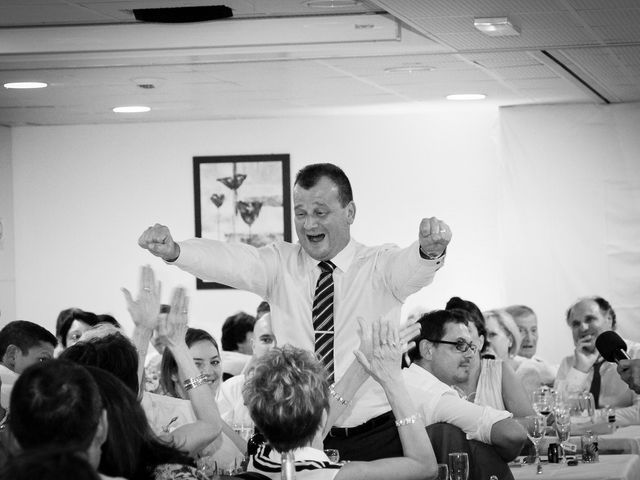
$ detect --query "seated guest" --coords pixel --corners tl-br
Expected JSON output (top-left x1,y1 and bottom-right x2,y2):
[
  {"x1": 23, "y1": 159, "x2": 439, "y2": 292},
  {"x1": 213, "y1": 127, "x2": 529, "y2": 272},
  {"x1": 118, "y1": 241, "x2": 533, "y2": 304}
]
[
  {"x1": 0, "y1": 320, "x2": 57, "y2": 407},
  {"x1": 8, "y1": 359, "x2": 109, "y2": 475},
  {"x1": 220, "y1": 311, "x2": 256, "y2": 380},
  {"x1": 56, "y1": 309, "x2": 101, "y2": 350},
  {"x1": 0, "y1": 448, "x2": 112, "y2": 480},
  {"x1": 85, "y1": 366, "x2": 201, "y2": 480},
  {"x1": 60, "y1": 316, "x2": 222, "y2": 456},
  {"x1": 555, "y1": 297, "x2": 640, "y2": 426},
  {"x1": 451, "y1": 308, "x2": 533, "y2": 417},
  {"x1": 218, "y1": 312, "x2": 277, "y2": 426},
  {"x1": 505, "y1": 305, "x2": 557, "y2": 396},
  {"x1": 243, "y1": 320, "x2": 438, "y2": 480},
  {"x1": 407, "y1": 309, "x2": 526, "y2": 460}
]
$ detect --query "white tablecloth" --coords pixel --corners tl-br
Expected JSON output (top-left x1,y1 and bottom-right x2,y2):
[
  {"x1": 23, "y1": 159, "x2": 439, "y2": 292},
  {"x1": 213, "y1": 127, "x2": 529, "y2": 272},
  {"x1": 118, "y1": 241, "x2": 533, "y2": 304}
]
[{"x1": 512, "y1": 454, "x2": 640, "y2": 480}]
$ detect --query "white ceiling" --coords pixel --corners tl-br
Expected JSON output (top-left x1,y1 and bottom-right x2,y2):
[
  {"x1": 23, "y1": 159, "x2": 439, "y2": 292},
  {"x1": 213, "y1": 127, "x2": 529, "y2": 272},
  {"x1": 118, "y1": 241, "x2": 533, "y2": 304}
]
[{"x1": 1, "y1": 0, "x2": 639, "y2": 126}]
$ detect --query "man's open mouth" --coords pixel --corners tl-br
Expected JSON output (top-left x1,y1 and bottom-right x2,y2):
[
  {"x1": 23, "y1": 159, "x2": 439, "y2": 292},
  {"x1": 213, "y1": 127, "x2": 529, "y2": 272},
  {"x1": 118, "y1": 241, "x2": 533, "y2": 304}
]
[{"x1": 307, "y1": 233, "x2": 325, "y2": 243}]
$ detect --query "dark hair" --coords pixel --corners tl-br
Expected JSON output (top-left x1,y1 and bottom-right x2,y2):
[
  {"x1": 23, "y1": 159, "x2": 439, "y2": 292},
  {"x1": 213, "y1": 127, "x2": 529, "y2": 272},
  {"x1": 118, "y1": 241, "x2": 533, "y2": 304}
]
[
  {"x1": 95, "y1": 315, "x2": 121, "y2": 329},
  {"x1": 57, "y1": 310, "x2": 101, "y2": 348},
  {"x1": 55, "y1": 308, "x2": 84, "y2": 338},
  {"x1": 409, "y1": 310, "x2": 470, "y2": 362},
  {"x1": 566, "y1": 296, "x2": 617, "y2": 329},
  {"x1": 0, "y1": 320, "x2": 57, "y2": 358},
  {"x1": 445, "y1": 296, "x2": 487, "y2": 343},
  {"x1": 256, "y1": 301, "x2": 270, "y2": 320},
  {"x1": 221, "y1": 312, "x2": 256, "y2": 351},
  {"x1": 9, "y1": 359, "x2": 102, "y2": 451},
  {"x1": 84, "y1": 366, "x2": 193, "y2": 480},
  {"x1": 243, "y1": 346, "x2": 329, "y2": 452},
  {"x1": 0, "y1": 448, "x2": 101, "y2": 480},
  {"x1": 59, "y1": 333, "x2": 139, "y2": 397},
  {"x1": 160, "y1": 328, "x2": 219, "y2": 398},
  {"x1": 294, "y1": 163, "x2": 353, "y2": 207}
]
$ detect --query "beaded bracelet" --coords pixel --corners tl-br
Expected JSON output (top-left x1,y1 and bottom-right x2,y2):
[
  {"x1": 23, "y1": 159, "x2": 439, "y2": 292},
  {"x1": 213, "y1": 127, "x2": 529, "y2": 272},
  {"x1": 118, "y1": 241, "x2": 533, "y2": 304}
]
[
  {"x1": 395, "y1": 413, "x2": 421, "y2": 427},
  {"x1": 183, "y1": 373, "x2": 209, "y2": 391},
  {"x1": 329, "y1": 384, "x2": 352, "y2": 406}
]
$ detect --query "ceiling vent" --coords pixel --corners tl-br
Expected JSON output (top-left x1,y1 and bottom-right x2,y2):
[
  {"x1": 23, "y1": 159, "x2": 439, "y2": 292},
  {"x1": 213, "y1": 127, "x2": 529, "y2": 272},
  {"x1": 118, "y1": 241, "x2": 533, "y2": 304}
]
[{"x1": 133, "y1": 5, "x2": 232, "y2": 23}]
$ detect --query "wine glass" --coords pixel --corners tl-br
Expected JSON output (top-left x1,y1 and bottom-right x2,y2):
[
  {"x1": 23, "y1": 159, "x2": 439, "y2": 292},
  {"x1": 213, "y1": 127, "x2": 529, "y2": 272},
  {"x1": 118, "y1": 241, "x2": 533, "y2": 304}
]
[
  {"x1": 554, "y1": 408, "x2": 571, "y2": 463},
  {"x1": 448, "y1": 452, "x2": 469, "y2": 480},
  {"x1": 525, "y1": 415, "x2": 546, "y2": 474},
  {"x1": 532, "y1": 389, "x2": 553, "y2": 423}
]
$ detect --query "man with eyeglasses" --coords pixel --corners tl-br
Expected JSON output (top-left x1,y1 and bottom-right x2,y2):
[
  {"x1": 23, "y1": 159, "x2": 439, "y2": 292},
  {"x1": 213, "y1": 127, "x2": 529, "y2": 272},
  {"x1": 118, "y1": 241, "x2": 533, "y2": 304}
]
[{"x1": 405, "y1": 309, "x2": 526, "y2": 461}]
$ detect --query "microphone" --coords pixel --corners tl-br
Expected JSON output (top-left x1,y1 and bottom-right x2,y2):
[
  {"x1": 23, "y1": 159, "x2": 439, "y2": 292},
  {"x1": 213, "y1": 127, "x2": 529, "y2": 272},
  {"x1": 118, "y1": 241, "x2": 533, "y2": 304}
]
[{"x1": 596, "y1": 331, "x2": 631, "y2": 363}]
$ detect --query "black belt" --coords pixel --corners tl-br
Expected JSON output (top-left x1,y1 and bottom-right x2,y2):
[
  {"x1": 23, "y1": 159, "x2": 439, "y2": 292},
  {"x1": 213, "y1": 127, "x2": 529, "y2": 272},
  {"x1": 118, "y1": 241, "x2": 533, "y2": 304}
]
[{"x1": 329, "y1": 411, "x2": 394, "y2": 438}]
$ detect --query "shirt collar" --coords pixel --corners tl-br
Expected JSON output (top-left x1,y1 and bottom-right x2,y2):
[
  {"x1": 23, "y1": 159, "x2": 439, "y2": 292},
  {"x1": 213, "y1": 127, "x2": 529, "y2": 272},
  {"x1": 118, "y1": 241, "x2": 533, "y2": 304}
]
[{"x1": 325, "y1": 238, "x2": 356, "y2": 273}]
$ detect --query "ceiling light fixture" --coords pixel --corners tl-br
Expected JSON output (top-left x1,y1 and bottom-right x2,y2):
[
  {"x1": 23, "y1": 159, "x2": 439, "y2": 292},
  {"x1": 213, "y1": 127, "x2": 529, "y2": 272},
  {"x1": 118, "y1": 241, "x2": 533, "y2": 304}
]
[
  {"x1": 446, "y1": 94, "x2": 486, "y2": 101},
  {"x1": 306, "y1": 0, "x2": 361, "y2": 8},
  {"x1": 4, "y1": 81, "x2": 48, "y2": 89},
  {"x1": 112, "y1": 106, "x2": 151, "y2": 113},
  {"x1": 384, "y1": 64, "x2": 434, "y2": 73},
  {"x1": 473, "y1": 17, "x2": 520, "y2": 36}
]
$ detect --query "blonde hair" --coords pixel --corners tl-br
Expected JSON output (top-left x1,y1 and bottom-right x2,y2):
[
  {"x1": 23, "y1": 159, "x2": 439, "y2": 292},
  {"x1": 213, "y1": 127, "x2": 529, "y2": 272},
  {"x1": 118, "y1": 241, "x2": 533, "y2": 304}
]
[{"x1": 484, "y1": 309, "x2": 521, "y2": 358}]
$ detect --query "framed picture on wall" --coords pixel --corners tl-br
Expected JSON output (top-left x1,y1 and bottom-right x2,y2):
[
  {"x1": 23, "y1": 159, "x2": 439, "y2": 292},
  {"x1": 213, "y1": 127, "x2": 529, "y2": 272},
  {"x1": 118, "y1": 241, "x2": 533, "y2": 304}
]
[{"x1": 193, "y1": 154, "x2": 291, "y2": 289}]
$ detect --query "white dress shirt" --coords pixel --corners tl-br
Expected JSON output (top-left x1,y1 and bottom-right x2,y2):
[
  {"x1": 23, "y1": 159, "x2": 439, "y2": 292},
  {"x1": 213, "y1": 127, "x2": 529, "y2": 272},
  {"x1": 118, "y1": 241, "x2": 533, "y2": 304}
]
[
  {"x1": 174, "y1": 237, "x2": 444, "y2": 427},
  {"x1": 554, "y1": 338, "x2": 640, "y2": 426},
  {"x1": 403, "y1": 363, "x2": 511, "y2": 444}
]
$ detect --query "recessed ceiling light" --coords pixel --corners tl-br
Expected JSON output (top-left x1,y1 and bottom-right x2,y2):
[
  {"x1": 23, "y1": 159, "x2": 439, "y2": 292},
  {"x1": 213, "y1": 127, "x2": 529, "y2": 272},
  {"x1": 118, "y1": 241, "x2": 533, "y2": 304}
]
[
  {"x1": 112, "y1": 106, "x2": 151, "y2": 113},
  {"x1": 473, "y1": 17, "x2": 520, "y2": 36},
  {"x1": 4, "y1": 82, "x2": 48, "y2": 89},
  {"x1": 306, "y1": 0, "x2": 361, "y2": 8},
  {"x1": 446, "y1": 94, "x2": 487, "y2": 101},
  {"x1": 384, "y1": 64, "x2": 434, "y2": 73}
]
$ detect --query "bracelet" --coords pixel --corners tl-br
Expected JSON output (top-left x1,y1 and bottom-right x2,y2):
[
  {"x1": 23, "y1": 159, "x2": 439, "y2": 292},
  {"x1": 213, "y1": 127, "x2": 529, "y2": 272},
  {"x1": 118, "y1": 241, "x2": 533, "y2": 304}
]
[
  {"x1": 183, "y1": 374, "x2": 209, "y2": 391},
  {"x1": 395, "y1": 413, "x2": 421, "y2": 427},
  {"x1": 329, "y1": 384, "x2": 352, "y2": 406}
]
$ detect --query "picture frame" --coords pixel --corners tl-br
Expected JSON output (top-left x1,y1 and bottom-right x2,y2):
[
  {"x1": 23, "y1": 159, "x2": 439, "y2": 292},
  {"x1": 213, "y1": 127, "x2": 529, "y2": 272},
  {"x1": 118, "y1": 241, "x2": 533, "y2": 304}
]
[{"x1": 193, "y1": 154, "x2": 291, "y2": 289}]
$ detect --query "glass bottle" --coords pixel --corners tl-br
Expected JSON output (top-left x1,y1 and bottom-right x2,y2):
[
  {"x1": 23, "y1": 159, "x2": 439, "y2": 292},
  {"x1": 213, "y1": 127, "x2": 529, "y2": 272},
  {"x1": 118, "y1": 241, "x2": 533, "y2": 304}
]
[
  {"x1": 581, "y1": 430, "x2": 599, "y2": 462},
  {"x1": 281, "y1": 450, "x2": 296, "y2": 480}
]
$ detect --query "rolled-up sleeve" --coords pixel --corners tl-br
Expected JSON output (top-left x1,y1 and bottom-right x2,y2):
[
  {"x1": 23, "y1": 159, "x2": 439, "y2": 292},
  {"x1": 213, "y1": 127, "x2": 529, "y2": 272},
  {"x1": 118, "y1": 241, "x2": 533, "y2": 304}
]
[{"x1": 433, "y1": 392, "x2": 512, "y2": 444}]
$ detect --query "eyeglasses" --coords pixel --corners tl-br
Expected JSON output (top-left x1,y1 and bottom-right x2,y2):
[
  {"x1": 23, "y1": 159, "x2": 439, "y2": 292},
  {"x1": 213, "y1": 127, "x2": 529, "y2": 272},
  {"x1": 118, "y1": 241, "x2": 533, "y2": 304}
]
[{"x1": 427, "y1": 339, "x2": 478, "y2": 353}]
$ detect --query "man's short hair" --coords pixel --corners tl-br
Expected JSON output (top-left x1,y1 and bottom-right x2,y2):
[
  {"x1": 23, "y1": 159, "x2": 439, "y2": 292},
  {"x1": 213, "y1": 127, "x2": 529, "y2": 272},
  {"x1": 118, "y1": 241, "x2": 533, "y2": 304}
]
[
  {"x1": 9, "y1": 359, "x2": 102, "y2": 451},
  {"x1": 243, "y1": 345, "x2": 329, "y2": 452},
  {"x1": 294, "y1": 163, "x2": 353, "y2": 207},
  {"x1": 504, "y1": 305, "x2": 536, "y2": 322},
  {"x1": 256, "y1": 301, "x2": 270, "y2": 320},
  {"x1": 0, "y1": 448, "x2": 101, "y2": 480},
  {"x1": 59, "y1": 333, "x2": 139, "y2": 396},
  {"x1": 221, "y1": 312, "x2": 256, "y2": 351},
  {"x1": 445, "y1": 296, "x2": 486, "y2": 341},
  {"x1": 0, "y1": 320, "x2": 57, "y2": 358},
  {"x1": 57, "y1": 310, "x2": 101, "y2": 348},
  {"x1": 409, "y1": 309, "x2": 470, "y2": 362},
  {"x1": 566, "y1": 296, "x2": 616, "y2": 329}
]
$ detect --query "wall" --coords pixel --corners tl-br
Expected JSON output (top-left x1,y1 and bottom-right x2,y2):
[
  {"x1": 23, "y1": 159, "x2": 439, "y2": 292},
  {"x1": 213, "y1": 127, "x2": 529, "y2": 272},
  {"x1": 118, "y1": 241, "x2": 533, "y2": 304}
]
[
  {"x1": 10, "y1": 105, "x2": 507, "y2": 346},
  {"x1": 0, "y1": 126, "x2": 15, "y2": 324}
]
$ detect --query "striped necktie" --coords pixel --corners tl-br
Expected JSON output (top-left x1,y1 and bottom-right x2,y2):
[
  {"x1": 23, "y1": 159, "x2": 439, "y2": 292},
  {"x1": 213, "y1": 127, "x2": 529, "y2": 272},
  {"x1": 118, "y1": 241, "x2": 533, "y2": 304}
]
[{"x1": 313, "y1": 260, "x2": 336, "y2": 384}]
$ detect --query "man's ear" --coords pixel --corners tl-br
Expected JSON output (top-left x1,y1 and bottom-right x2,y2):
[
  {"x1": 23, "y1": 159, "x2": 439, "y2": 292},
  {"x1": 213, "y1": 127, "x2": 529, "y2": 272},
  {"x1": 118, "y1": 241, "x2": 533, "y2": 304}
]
[
  {"x1": 418, "y1": 339, "x2": 433, "y2": 360},
  {"x1": 2, "y1": 345, "x2": 19, "y2": 369},
  {"x1": 346, "y1": 201, "x2": 356, "y2": 225},
  {"x1": 94, "y1": 409, "x2": 109, "y2": 447}
]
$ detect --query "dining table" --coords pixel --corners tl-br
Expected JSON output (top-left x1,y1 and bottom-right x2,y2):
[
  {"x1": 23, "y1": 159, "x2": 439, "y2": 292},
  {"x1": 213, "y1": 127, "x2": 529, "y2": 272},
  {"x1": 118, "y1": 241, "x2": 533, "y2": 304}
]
[{"x1": 511, "y1": 454, "x2": 640, "y2": 480}]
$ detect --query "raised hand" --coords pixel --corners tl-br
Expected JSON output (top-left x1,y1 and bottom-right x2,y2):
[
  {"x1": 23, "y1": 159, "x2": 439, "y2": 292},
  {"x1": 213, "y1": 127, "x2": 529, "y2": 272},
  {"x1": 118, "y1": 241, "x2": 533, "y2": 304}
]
[
  {"x1": 122, "y1": 265, "x2": 161, "y2": 330},
  {"x1": 354, "y1": 318, "x2": 404, "y2": 386},
  {"x1": 156, "y1": 287, "x2": 189, "y2": 349},
  {"x1": 418, "y1": 217, "x2": 451, "y2": 258},
  {"x1": 574, "y1": 336, "x2": 599, "y2": 372},
  {"x1": 138, "y1": 223, "x2": 181, "y2": 262}
]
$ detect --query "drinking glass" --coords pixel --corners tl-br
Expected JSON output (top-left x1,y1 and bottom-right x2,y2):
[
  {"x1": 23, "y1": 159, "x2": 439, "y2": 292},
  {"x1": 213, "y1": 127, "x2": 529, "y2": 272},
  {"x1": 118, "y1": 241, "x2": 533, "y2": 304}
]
[
  {"x1": 532, "y1": 389, "x2": 553, "y2": 422},
  {"x1": 525, "y1": 415, "x2": 546, "y2": 474},
  {"x1": 436, "y1": 463, "x2": 449, "y2": 480},
  {"x1": 554, "y1": 409, "x2": 571, "y2": 463},
  {"x1": 448, "y1": 452, "x2": 469, "y2": 480}
]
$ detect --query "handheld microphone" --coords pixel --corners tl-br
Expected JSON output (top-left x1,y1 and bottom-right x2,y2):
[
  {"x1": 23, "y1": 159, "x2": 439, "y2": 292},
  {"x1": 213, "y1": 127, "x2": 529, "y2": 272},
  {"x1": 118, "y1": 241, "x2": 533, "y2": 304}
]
[{"x1": 595, "y1": 331, "x2": 630, "y2": 363}]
